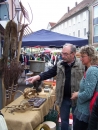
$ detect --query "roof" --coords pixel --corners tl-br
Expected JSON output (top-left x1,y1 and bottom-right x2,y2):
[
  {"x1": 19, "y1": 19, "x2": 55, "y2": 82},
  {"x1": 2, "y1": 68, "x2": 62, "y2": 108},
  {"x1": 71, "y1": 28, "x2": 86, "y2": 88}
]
[
  {"x1": 49, "y1": 22, "x2": 56, "y2": 27},
  {"x1": 52, "y1": 0, "x2": 95, "y2": 29}
]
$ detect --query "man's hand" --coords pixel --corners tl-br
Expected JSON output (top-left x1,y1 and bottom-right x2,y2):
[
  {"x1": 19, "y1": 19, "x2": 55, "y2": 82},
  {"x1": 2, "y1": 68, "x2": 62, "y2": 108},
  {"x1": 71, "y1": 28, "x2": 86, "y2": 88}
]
[
  {"x1": 25, "y1": 75, "x2": 40, "y2": 83},
  {"x1": 71, "y1": 91, "x2": 79, "y2": 100}
]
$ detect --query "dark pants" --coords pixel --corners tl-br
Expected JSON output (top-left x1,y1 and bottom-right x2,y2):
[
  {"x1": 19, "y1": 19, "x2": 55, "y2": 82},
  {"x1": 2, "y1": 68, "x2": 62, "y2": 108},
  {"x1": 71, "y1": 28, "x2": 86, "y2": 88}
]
[
  {"x1": 73, "y1": 118, "x2": 88, "y2": 130},
  {"x1": 60, "y1": 98, "x2": 76, "y2": 130}
]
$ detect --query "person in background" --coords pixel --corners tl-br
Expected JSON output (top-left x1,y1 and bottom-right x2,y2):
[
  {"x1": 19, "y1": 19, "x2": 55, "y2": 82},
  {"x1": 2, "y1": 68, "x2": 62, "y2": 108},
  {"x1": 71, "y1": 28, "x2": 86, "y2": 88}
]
[
  {"x1": 55, "y1": 53, "x2": 59, "y2": 64},
  {"x1": 48, "y1": 53, "x2": 51, "y2": 59},
  {"x1": 51, "y1": 54, "x2": 55, "y2": 65},
  {"x1": 88, "y1": 96, "x2": 98, "y2": 130},
  {"x1": 40, "y1": 54, "x2": 45, "y2": 61},
  {"x1": 19, "y1": 52, "x2": 24, "y2": 64},
  {"x1": 24, "y1": 52, "x2": 30, "y2": 74},
  {"x1": 71, "y1": 45, "x2": 98, "y2": 130},
  {"x1": 44, "y1": 53, "x2": 50, "y2": 62},
  {"x1": 25, "y1": 43, "x2": 85, "y2": 130},
  {"x1": 36, "y1": 54, "x2": 41, "y2": 61},
  {"x1": 30, "y1": 53, "x2": 35, "y2": 60},
  {"x1": 58, "y1": 53, "x2": 62, "y2": 61}
]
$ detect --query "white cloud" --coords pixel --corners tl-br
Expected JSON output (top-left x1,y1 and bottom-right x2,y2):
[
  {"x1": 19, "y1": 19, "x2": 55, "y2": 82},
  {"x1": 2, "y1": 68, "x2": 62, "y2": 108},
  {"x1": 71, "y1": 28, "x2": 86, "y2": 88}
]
[{"x1": 21, "y1": 0, "x2": 83, "y2": 31}]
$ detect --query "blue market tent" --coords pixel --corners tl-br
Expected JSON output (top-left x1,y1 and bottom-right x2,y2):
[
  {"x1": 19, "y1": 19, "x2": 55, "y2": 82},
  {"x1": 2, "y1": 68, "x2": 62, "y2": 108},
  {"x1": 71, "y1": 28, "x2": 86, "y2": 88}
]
[{"x1": 22, "y1": 29, "x2": 88, "y2": 47}]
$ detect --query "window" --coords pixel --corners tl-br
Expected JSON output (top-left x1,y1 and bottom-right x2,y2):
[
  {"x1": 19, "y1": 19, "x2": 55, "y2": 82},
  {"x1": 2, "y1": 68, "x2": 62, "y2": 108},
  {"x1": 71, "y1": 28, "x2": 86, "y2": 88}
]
[
  {"x1": 60, "y1": 24, "x2": 63, "y2": 29},
  {"x1": 67, "y1": 21, "x2": 69, "y2": 27},
  {"x1": 84, "y1": 28, "x2": 86, "y2": 36},
  {"x1": 65, "y1": 22, "x2": 67, "y2": 28},
  {"x1": 73, "y1": 32, "x2": 75, "y2": 36},
  {"x1": 94, "y1": 25, "x2": 98, "y2": 36},
  {"x1": 77, "y1": 15, "x2": 80, "y2": 23},
  {"x1": 83, "y1": 11, "x2": 86, "y2": 20},
  {"x1": 62, "y1": 23, "x2": 64, "y2": 28},
  {"x1": 75, "y1": 16, "x2": 77, "y2": 23},
  {"x1": 4, "y1": 15, "x2": 7, "y2": 19},
  {"x1": 78, "y1": 30, "x2": 80, "y2": 37},
  {"x1": 58, "y1": 26, "x2": 60, "y2": 31},
  {"x1": 94, "y1": 5, "x2": 98, "y2": 18},
  {"x1": 93, "y1": 5, "x2": 98, "y2": 43},
  {"x1": 69, "y1": 20, "x2": 71, "y2": 27},
  {"x1": 73, "y1": 17, "x2": 75, "y2": 25},
  {"x1": 71, "y1": 19, "x2": 73, "y2": 25}
]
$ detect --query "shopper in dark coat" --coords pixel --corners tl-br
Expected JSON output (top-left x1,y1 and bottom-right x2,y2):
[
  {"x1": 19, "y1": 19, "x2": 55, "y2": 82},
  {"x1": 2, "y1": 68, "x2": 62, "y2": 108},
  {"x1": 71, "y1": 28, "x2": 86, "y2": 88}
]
[
  {"x1": 24, "y1": 52, "x2": 30, "y2": 74},
  {"x1": 88, "y1": 96, "x2": 98, "y2": 130},
  {"x1": 19, "y1": 53, "x2": 24, "y2": 63}
]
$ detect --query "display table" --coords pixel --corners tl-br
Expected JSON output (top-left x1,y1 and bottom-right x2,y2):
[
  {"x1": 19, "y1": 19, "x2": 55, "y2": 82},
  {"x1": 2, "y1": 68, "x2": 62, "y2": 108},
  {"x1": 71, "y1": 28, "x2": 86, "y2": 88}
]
[{"x1": 1, "y1": 87, "x2": 56, "y2": 130}]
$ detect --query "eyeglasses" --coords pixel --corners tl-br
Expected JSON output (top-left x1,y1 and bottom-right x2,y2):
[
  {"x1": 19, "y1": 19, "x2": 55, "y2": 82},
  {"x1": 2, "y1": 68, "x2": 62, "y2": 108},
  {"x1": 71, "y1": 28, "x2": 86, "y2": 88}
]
[{"x1": 61, "y1": 52, "x2": 72, "y2": 56}]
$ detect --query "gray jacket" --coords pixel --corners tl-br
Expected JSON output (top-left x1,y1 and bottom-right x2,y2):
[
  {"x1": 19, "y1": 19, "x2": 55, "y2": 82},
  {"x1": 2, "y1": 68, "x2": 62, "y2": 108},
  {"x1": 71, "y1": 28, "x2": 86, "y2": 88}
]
[{"x1": 56, "y1": 58, "x2": 85, "y2": 107}]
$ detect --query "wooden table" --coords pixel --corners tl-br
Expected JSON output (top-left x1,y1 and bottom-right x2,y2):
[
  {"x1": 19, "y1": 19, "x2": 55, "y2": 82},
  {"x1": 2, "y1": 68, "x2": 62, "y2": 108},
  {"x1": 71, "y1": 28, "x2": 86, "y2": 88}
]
[{"x1": 1, "y1": 87, "x2": 55, "y2": 130}]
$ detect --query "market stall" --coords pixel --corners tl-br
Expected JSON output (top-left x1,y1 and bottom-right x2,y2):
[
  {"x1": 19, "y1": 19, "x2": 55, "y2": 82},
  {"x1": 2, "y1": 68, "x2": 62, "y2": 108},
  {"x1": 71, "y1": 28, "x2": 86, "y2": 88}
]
[
  {"x1": 1, "y1": 86, "x2": 56, "y2": 130},
  {"x1": 22, "y1": 29, "x2": 88, "y2": 47}
]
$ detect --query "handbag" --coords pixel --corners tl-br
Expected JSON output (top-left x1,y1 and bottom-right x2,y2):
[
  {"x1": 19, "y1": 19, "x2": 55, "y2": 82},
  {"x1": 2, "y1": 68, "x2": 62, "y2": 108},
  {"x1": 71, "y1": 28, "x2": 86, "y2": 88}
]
[{"x1": 44, "y1": 102, "x2": 59, "y2": 123}]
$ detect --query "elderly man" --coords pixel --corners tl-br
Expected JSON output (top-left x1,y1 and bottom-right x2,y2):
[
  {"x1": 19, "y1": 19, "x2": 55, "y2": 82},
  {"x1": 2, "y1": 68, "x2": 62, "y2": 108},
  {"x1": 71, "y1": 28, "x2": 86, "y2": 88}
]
[{"x1": 26, "y1": 43, "x2": 85, "y2": 130}]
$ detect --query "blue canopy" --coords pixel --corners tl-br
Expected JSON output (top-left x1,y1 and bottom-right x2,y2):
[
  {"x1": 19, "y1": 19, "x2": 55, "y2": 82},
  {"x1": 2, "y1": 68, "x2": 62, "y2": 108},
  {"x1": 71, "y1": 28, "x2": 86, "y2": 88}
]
[{"x1": 22, "y1": 29, "x2": 88, "y2": 47}]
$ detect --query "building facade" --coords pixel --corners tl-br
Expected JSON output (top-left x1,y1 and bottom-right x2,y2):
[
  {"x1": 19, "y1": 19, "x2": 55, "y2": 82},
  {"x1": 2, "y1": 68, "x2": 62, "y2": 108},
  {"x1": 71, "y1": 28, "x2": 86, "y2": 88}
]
[
  {"x1": 0, "y1": 0, "x2": 22, "y2": 27},
  {"x1": 50, "y1": 0, "x2": 98, "y2": 46},
  {"x1": 0, "y1": 0, "x2": 9, "y2": 28},
  {"x1": 0, "y1": 0, "x2": 16, "y2": 28},
  {"x1": 91, "y1": 0, "x2": 98, "y2": 45}
]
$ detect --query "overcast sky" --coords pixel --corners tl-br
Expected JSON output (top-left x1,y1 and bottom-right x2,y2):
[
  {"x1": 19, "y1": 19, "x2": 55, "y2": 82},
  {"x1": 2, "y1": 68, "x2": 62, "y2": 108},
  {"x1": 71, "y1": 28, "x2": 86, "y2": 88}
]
[{"x1": 21, "y1": 0, "x2": 83, "y2": 32}]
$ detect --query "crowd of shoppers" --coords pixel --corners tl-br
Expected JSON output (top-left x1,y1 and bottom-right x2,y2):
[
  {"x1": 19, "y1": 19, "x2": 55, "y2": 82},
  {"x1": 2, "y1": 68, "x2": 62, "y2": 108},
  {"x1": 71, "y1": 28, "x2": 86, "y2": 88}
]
[
  {"x1": 25, "y1": 43, "x2": 98, "y2": 130},
  {"x1": 26, "y1": 43, "x2": 85, "y2": 130},
  {"x1": 19, "y1": 50, "x2": 62, "y2": 75}
]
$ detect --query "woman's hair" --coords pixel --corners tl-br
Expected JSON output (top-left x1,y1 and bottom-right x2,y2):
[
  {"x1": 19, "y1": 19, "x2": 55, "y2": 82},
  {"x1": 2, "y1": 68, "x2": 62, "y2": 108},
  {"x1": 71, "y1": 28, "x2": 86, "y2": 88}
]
[
  {"x1": 80, "y1": 45, "x2": 98, "y2": 65},
  {"x1": 91, "y1": 52, "x2": 98, "y2": 65}
]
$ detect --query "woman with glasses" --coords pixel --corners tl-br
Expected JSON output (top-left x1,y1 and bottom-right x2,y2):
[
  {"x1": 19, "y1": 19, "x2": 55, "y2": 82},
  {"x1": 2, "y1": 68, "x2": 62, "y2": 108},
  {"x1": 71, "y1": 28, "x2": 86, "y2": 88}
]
[{"x1": 71, "y1": 45, "x2": 98, "y2": 130}]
